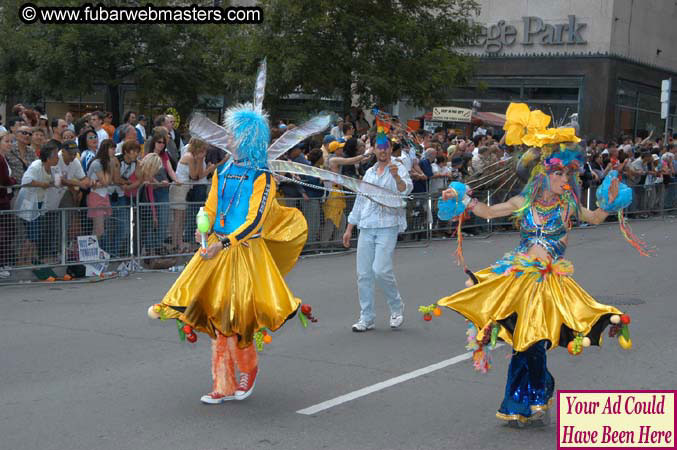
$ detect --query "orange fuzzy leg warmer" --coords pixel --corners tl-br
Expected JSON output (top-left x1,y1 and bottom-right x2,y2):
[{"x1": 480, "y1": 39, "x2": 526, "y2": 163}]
[
  {"x1": 211, "y1": 332, "x2": 237, "y2": 396},
  {"x1": 231, "y1": 336, "x2": 258, "y2": 373}
]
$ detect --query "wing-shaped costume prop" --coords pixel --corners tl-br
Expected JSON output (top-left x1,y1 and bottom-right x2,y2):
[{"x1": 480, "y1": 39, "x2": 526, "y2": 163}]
[
  {"x1": 188, "y1": 112, "x2": 235, "y2": 158},
  {"x1": 268, "y1": 160, "x2": 406, "y2": 208},
  {"x1": 253, "y1": 58, "x2": 267, "y2": 113},
  {"x1": 188, "y1": 58, "x2": 409, "y2": 208},
  {"x1": 267, "y1": 115, "x2": 332, "y2": 161}
]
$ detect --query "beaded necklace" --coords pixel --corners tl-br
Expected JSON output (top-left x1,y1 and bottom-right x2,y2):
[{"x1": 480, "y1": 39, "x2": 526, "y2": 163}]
[{"x1": 533, "y1": 195, "x2": 564, "y2": 224}]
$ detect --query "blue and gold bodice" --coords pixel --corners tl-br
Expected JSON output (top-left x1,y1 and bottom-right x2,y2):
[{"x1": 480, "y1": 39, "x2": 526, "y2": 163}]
[
  {"x1": 515, "y1": 204, "x2": 568, "y2": 259},
  {"x1": 212, "y1": 162, "x2": 264, "y2": 235},
  {"x1": 492, "y1": 202, "x2": 569, "y2": 275}
]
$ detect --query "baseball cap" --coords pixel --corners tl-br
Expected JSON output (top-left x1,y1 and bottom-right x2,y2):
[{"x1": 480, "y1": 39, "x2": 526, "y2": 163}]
[
  {"x1": 328, "y1": 141, "x2": 345, "y2": 153},
  {"x1": 62, "y1": 140, "x2": 78, "y2": 153},
  {"x1": 138, "y1": 114, "x2": 146, "y2": 121},
  {"x1": 323, "y1": 135, "x2": 336, "y2": 145}
]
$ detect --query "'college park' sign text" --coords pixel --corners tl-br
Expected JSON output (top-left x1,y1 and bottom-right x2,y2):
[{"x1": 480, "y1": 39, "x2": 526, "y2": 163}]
[{"x1": 470, "y1": 15, "x2": 587, "y2": 54}]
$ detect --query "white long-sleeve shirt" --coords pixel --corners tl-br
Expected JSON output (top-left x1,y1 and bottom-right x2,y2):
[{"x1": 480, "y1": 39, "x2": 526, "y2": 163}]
[{"x1": 348, "y1": 161, "x2": 413, "y2": 232}]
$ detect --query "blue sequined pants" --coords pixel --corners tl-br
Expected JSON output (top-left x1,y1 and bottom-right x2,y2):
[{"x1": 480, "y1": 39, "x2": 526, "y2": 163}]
[{"x1": 497, "y1": 341, "x2": 554, "y2": 421}]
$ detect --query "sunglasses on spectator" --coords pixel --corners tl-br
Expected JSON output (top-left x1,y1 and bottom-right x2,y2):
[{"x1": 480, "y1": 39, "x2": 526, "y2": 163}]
[
  {"x1": 156, "y1": 140, "x2": 166, "y2": 145},
  {"x1": 19, "y1": 131, "x2": 32, "y2": 136},
  {"x1": 87, "y1": 135, "x2": 98, "y2": 140}
]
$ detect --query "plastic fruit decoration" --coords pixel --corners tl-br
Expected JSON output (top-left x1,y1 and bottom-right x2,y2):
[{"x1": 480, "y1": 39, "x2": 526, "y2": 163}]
[
  {"x1": 419, "y1": 304, "x2": 436, "y2": 321},
  {"x1": 299, "y1": 304, "x2": 318, "y2": 327},
  {"x1": 147, "y1": 305, "x2": 161, "y2": 319},
  {"x1": 618, "y1": 335, "x2": 632, "y2": 350}
]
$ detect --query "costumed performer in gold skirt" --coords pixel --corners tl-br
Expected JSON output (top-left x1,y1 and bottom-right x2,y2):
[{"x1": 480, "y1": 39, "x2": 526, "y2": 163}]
[
  {"x1": 435, "y1": 103, "x2": 643, "y2": 426},
  {"x1": 148, "y1": 103, "x2": 307, "y2": 404}
]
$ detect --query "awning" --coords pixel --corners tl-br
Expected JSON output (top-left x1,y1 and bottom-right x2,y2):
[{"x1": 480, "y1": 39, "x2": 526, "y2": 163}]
[
  {"x1": 420, "y1": 110, "x2": 506, "y2": 127},
  {"x1": 472, "y1": 111, "x2": 506, "y2": 127}
]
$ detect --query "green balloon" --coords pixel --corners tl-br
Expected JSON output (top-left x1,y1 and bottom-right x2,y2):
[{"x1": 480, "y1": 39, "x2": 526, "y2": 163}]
[{"x1": 196, "y1": 208, "x2": 210, "y2": 233}]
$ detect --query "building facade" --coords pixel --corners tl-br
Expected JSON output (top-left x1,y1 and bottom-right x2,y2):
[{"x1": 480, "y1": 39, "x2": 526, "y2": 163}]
[{"x1": 429, "y1": 0, "x2": 677, "y2": 140}]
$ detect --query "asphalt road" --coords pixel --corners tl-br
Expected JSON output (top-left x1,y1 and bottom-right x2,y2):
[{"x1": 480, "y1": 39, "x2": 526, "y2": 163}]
[{"x1": 1, "y1": 219, "x2": 676, "y2": 450}]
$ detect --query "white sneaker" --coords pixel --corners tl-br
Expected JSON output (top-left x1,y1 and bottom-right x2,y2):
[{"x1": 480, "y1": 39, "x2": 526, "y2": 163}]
[
  {"x1": 390, "y1": 304, "x2": 404, "y2": 329},
  {"x1": 0, "y1": 270, "x2": 9, "y2": 278},
  {"x1": 351, "y1": 320, "x2": 375, "y2": 332},
  {"x1": 200, "y1": 392, "x2": 237, "y2": 404},
  {"x1": 234, "y1": 367, "x2": 258, "y2": 400}
]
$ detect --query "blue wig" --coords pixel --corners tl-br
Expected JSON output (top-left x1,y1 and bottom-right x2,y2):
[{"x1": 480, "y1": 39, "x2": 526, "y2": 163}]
[{"x1": 224, "y1": 103, "x2": 270, "y2": 169}]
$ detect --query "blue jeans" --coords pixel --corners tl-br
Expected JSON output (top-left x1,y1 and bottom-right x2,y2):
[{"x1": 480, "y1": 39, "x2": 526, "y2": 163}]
[
  {"x1": 109, "y1": 196, "x2": 131, "y2": 257},
  {"x1": 356, "y1": 226, "x2": 403, "y2": 323},
  {"x1": 141, "y1": 187, "x2": 169, "y2": 252}
]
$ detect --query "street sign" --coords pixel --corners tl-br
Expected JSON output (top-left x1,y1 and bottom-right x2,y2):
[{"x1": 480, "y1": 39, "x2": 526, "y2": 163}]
[
  {"x1": 661, "y1": 79, "x2": 671, "y2": 120},
  {"x1": 432, "y1": 106, "x2": 472, "y2": 123}
]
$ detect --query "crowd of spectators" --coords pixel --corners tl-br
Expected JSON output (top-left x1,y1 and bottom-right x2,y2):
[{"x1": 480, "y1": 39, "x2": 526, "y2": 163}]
[
  {"x1": 1, "y1": 103, "x2": 675, "y2": 276},
  {"x1": 0, "y1": 104, "x2": 227, "y2": 275}
]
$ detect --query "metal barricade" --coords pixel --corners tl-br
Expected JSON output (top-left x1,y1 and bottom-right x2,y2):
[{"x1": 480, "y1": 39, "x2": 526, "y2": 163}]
[{"x1": 2, "y1": 179, "x2": 677, "y2": 281}]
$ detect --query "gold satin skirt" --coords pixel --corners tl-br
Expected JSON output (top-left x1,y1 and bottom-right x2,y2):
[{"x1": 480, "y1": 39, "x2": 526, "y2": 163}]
[
  {"x1": 437, "y1": 258, "x2": 623, "y2": 352},
  {"x1": 157, "y1": 201, "x2": 307, "y2": 348}
]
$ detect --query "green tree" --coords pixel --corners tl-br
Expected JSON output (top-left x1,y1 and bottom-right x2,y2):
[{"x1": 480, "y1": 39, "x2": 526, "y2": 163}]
[
  {"x1": 0, "y1": 0, "x2": 255, "y2": 124},
  {"x1": 256, "y1": 0, "x2": 480, "y2": 113}
]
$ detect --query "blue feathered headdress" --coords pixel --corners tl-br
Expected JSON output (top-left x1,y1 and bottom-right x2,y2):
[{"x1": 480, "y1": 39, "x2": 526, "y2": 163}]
[
  {"x1": 223, "y1": 102, "x2": 269, "y2": 169},
  {"x1": 543, "y1": 146, "x2": 584, "y2": 173}
]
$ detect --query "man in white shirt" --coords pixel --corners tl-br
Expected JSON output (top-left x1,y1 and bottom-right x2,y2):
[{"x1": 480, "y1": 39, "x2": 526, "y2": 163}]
[
  {"x1": 330, "y1": 118, "x2": 344, "y2": 139},
  {"x1": 48, "y1": 140, "x2": 89, "y2": 208},
  {"x1": 392, "y1": 142, "x2": 412, "y2": 172},
  {"x1": 15, "y1": 141, "x2": 60, "y2": 263},
  {"x1": 65, "y1": 111, "x2": 75, "y2": 133},
  {"x1": 342, "y1": 136, "x2": 413, "y2": 332},
  {"x1": 89, "y1": 111, "x2": 109, "y2": 149},
  {"x1": 136, "y1": 114, "x2": 147, "y2": 142}
]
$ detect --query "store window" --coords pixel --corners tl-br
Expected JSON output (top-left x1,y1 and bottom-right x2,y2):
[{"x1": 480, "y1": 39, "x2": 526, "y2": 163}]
[
  {"x1": 442, "y1": 77, "x2": 581, "y2": 122},
  {"x1": 615, "y1": 79, "x2": 675, "y2": 138}
]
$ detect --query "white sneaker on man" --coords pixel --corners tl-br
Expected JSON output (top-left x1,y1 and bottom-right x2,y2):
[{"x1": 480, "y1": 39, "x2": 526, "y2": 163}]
[
  {"x1": 390, "y1": 303, "x2": 404, "y2": 329},
  {"x1": 351, "y1": 320, "x2": 375, "y2": 332}
]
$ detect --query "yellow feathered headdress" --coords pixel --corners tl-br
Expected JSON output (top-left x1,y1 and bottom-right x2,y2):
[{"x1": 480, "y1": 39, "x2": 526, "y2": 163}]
[{"x1": 503, "y1": 103, "x2": 580, "y2": 147}]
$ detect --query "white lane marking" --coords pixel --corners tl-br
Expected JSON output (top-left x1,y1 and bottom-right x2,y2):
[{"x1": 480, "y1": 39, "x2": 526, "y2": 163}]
[{"x1": 296, "y1": 344, "x2": 503, "y2": 415}]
